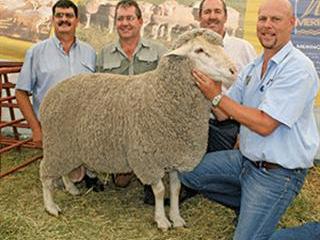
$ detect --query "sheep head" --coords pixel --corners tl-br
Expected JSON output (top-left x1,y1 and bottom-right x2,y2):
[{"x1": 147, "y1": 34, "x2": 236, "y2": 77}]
[{"x1": 166, "y1": 28, "x2": 237, "y2": 89}]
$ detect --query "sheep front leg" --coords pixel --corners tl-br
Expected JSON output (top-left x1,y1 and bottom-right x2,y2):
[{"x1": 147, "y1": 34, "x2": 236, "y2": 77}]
[
  {"x1": 169, "y1": 170, "x2": 186, "y2": 228},
  {"x1": 42, "y1": 178, "x2": 61, "y2": 216},
  {"x1": 151, "y1": 179, "x2": 171, "y2": 230}
]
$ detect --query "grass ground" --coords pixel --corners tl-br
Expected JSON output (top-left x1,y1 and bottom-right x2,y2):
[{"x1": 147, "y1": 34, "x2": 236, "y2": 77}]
[{"x1": 1, "y1": 148, "x2": 319, "y2": 240}]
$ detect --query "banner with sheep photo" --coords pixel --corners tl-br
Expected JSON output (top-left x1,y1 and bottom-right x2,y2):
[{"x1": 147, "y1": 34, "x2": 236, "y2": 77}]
[{"x1": 0, "y1": 0, "x2": 250, "y2": 59}]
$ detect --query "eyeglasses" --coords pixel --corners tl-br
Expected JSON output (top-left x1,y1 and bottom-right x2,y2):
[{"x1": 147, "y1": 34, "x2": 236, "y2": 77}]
[
  {"x1": 54, "y1": 12, "x2": 75, "y2": 19},
  {"x1": 116, "y1": 15, "x2": 137, "y2": 22}
]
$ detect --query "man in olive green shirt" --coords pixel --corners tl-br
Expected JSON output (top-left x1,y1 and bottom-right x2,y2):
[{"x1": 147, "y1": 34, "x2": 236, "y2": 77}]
[
  {"x1": 97, "y1": 0, "x2": 167, "y2": 75},
  {"x1": 97, "y1": 38, "x2": 167, "y2": 75},
  {"x1": 97, "y1": 0, "x2": 167, "y2": 199}
]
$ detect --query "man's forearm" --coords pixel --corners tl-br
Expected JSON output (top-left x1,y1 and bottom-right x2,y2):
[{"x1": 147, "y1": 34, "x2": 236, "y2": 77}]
[
  {"x1": 217, "y1": 96, "x2": 279, "y2": 136},
  {"x1": 15, "y1": 89, "x2": 41, "y2": 131},
  {"x1": 192, "y1": 69, "x2": 279, "y2": 136}
]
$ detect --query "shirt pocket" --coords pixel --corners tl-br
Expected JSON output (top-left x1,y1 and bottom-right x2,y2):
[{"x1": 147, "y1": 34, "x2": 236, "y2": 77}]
[
  {"x1": 37, "y1": 57, "x2": 62, "y2": 84},
  {"x1": 39, "y1": 56, "x2": 60, "y2": 74},
  {"x1": 99, "y1": 54, "x2": 129, "y2": 75},
  {"x1": 135, "y1": 49, "x2": 159, "y2": 74}
]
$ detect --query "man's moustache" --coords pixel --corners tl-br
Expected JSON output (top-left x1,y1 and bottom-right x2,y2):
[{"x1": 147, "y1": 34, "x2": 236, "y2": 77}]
[
  {"x1": 208, "y1": 20, "x2": 220, "y2": 25},
  {"x1": 58, "y1": 21, "x2": 71, "y2": 26}
]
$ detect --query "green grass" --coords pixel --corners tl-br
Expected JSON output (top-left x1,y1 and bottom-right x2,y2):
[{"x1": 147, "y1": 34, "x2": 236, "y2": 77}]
[{"x1": 0, "y1": 148, "x2": 319, "y2": 240}]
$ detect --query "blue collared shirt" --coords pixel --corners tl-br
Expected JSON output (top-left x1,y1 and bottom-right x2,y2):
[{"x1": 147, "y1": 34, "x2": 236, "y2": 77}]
[
  {"x1": 228, "y1": 41, "x2": 319, "y2": 169},
  {"x1": 16, "y1": 35, "x2": 96, "y2": 118}
]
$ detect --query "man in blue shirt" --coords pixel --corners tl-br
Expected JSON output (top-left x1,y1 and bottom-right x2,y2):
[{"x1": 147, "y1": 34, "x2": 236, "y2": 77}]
[
  {"x1": 181, "y1": 0, "x2": 320, "y2": 239},
  {"x1": 16, "y1": 0, "x2": 103, "y2": 191}
]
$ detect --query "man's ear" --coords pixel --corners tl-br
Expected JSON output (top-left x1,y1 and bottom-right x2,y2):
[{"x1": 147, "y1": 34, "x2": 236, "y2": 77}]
[{"x1": 139, "y1": 17, "x2": 143, "y2": 26}]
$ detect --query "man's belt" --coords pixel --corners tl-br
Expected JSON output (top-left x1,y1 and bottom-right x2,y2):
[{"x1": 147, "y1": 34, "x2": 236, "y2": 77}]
[{"x1": 250, "y1": 160, "x2": 281, "y2": 170}]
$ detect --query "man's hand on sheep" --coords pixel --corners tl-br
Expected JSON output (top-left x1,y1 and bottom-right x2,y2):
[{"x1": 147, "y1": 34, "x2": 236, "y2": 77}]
[{"x1": 192, "y1": 69, "x2": 222, "y2": 101}]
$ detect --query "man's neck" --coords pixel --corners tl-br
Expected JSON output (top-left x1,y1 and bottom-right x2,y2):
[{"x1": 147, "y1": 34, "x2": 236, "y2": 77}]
[
  {"x1": 261, "y1": 49, "x2": 277, "y2": 79},
  {"x1": 120, "y1": 37, "x2": 140, "y2": 60},
  {"x1": 56, "y1": 33, "x2": 76, "y2": 54},
  {"x1": 262, "y1": 41, "x2": 289, "y2": 78},
  {"x1": 263, "y1": 40, "x2": 290, "y2": 63}
]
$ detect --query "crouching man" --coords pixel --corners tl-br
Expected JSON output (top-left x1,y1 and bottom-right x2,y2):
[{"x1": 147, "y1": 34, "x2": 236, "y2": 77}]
[{"x1": 180, "y1": 0, "x2": 320, "y2": 239}]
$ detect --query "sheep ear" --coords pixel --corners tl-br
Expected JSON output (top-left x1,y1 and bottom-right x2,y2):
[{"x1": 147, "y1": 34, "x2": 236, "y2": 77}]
[{"x1": 164, "y1": 42, "x2": 192, "y2": 57}]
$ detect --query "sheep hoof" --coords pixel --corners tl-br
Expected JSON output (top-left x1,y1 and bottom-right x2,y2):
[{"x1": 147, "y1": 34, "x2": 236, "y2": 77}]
[
  {"x1": 66, "y1": 185, "x2": 80, "y2": 196},
  {"x1": 156, "y1": 216, "x2": 172, "y2": 231},
  {"x1": 45, "y1": 203, "x2": 61, "y2": 217},
  {"x1": 171, "y1": 216, "x2": 186, "y2": 228}
]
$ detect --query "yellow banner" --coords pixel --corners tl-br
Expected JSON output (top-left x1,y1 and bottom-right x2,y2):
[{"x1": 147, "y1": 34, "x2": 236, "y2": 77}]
[
  {"x1": 0, "y1": 37, "x2": 32, "y2": 61},
  {"x1": 243, "y1": 0, "x2": 262, "y2": 53}
]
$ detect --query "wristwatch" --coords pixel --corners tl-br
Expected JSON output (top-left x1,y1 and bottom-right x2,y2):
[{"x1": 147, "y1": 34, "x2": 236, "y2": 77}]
[{"x1": 211, "y1": 93, "x2": 223, "y2": 108}]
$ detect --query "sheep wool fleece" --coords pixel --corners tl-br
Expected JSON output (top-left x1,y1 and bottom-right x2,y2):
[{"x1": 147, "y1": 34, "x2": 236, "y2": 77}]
[{"x1": 39, "y1": 31, "x2": 219, "y2": 185}]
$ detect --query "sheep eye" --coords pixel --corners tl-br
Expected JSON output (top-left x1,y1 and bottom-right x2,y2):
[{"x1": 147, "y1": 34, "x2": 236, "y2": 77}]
[
  {"x1": 195, "y1": 48, "x2": 204, "y2": 54},
  {"x1": 229, "y1": 68, "x2": 235, "y2": 74},
  {"x1": 195, "y1": 48, "x2": 210, "y2": 57}
]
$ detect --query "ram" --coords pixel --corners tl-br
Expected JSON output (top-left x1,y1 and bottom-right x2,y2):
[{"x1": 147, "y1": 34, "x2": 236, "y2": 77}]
[{"x1": 39, "y1": 28, "x2": 237, "y2": 230}]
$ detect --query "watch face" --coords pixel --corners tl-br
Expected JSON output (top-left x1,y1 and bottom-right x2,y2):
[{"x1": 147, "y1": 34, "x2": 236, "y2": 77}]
[{"x1": 212, "y1": 94, "x2": 223, "y2": 107}]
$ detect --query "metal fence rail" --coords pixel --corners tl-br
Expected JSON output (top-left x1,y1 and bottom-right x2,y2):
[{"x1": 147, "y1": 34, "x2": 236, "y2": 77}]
[{"x1": 0, "y1": 61, "x2": 42, "y2": 178}]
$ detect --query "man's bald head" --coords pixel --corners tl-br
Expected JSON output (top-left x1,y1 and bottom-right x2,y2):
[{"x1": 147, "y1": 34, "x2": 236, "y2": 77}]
[
  {"x1": 259, "y1": 0, "x2": 294, "y2": 17},
  {"x1": 256, "y1": 0, "x2": 295, "y2": 54}
]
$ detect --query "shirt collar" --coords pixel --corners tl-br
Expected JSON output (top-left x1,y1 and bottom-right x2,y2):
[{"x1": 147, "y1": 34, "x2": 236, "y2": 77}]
[
  {"x1": 269, "y1": 41, "x2": 293, "y2": 64},
  {"x1": 111, "y1": 38, "x2": 151, "y2": 54},
  {"x1": 52, "y1": 34, "x2": 78, "y2": 51},
  {"x1": 223, "y1": 32, "x2": 230, "y2": 42},
  {"x1": 253, "y1": 41, "x2": 293, "y2": 67}
]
